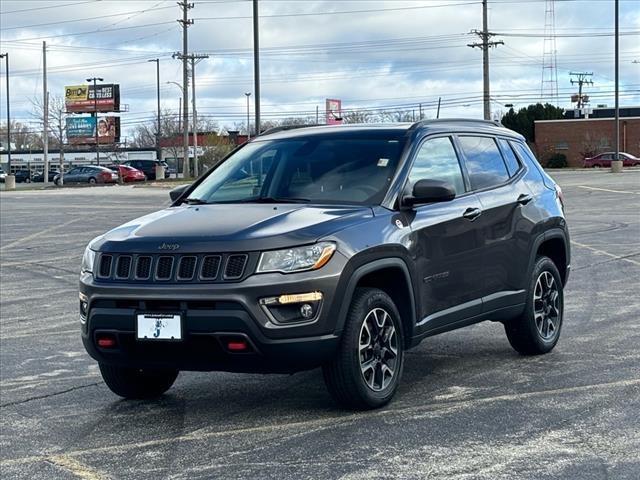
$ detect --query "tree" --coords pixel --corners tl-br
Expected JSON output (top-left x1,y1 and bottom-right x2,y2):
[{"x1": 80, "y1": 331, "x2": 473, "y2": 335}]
[
  {"x1": 501, "y1": 103, "x2": 565, "y2": 143},
  {"x1": 31, "y1": 95, "x2": 69, "y2": 184},
  {"x1": 0, "y1": 120, "x2": 41, "y2": 151}
]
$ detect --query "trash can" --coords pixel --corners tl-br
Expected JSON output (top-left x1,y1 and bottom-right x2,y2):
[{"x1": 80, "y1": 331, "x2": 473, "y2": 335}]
[{"x1": 155, "y1": 165, "x2": 165, "y2": 181}]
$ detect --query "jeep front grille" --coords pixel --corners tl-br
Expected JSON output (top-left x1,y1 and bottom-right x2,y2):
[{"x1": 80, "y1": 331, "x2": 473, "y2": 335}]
[{"x1": 95, "y1": 252, "x2": 253, "y2": 283}]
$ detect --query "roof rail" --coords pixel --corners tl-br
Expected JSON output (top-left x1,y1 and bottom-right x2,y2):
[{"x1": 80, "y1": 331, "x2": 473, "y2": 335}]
[
  {"x1": 411, "y1": 118, "x2": 503, "y2": 129},
  {"x1": 258, "y1": 124, "x2": 322, "y2": 137}
]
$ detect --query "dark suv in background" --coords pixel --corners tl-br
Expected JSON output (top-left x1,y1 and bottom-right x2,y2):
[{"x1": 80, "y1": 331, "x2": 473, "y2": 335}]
[
  {"x1": 123, "y1": 160, "x2": 171, "y2": 180},
  {"x1": 80, "y1": 120, "x2": 570, "y2": 409}
]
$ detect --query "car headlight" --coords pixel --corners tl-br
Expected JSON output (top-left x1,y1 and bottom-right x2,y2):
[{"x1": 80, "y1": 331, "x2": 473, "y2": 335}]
[
  {"x1": 257, "y1": 242, "x2": 336, "y2": 274},
  {"x1": 81, "y1": 246, "x2": 96, "y2": 274}
]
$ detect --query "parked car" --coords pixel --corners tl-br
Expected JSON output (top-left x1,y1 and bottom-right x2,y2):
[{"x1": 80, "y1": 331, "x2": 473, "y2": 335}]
[
  {"x1": 0, "y1": 167, "x2": 6, "y2": 183},
  {"x1": 14, "y1": 169, "x2": 33, "y2": 183},
  {"x1": 54, "y1": 165, "x2": 118, "y2": 185},
  {"x1": 108, "y1": 164, "x2": 146, "y2": 183},
  {"x1": 583, "y1": 152, "x2": 640, "y2": 168},
  {"x1": 80, "y1": 120, "x2": 570, "y2": 409},
  {"x1": 122, "y1": 160, "x2": 170, "y2": 180},
  {"x1": 32, "y1": 170, "x2": 60, "y2": 183}
]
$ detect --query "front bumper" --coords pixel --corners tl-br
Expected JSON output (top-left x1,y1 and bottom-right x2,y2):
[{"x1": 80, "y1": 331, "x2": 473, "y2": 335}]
[{"x1": 80, "y1": 253, "x2": 348, "y2": 373}]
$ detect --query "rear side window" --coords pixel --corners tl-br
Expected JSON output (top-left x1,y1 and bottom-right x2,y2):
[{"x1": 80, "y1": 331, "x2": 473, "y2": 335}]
[
  {"x1": 458, "y1": 136, "x2": 509, "y2": 190},
  {"x1": 497, "y1": 138, "x2": 521, "y2": 177},
  {"x1": 408, "y1": 137, "x2": 465, "y2": 195}
]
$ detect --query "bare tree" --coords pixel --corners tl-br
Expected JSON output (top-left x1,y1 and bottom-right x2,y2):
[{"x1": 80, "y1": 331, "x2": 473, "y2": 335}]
[
  {"x1": 31, "y1": 95, "x2": 69, "y2": 184},
  {"x1": 0, "y1": 120, "x2": 41, "y2": 150}
]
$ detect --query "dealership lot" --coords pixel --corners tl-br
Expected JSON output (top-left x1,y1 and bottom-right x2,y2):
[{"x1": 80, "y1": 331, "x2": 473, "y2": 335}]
[{"x1": 1, "y1": 171, "x2": 639, "y2": 479}]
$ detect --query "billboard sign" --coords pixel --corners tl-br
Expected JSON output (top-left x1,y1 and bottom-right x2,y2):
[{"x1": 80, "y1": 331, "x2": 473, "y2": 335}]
[
  {"x1": 65, "y1": 84, "x2": 120, "y2": 112},
  {"x1": 66, "y1": 116, "x2": 120, "y2": 144},
  {"x1": 326, "y1": 98, "x2": 342, "y2": 125}
]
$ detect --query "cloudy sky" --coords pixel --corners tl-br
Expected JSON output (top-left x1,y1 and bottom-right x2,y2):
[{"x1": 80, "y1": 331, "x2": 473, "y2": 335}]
[{"x1": 1, "y1": 0, "x2": 639, "y2": 141}]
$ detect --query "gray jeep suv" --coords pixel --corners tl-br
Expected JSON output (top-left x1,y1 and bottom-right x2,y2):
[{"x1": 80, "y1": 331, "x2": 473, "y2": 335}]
[{"x1": 80, "y1": 120, "x2": 570, "y2": 409}]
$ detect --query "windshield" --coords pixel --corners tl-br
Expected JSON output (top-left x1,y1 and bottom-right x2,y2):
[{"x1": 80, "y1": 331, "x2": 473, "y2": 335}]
[{"x1": 187, "y1": 135, "x2": 405, "y2": 205}]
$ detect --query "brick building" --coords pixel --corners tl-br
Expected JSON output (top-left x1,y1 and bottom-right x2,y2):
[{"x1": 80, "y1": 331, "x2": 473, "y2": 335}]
[{"x1": 534, "y1": 108, "x2": 640, "y2": 167}]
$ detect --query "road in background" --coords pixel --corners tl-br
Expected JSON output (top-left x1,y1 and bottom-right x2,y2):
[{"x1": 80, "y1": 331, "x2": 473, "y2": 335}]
[{"x1": 1, "y1": 171, "x2": 639, "y2": 479}]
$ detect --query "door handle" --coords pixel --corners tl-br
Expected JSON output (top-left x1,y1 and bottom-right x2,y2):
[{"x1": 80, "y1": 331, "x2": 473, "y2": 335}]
[
  {"x1": 462, "y1": 207, "x2": 482, "y2": 221},
  {"x1": 517, "y1": 193, "x2": 533, "y2": 205}
]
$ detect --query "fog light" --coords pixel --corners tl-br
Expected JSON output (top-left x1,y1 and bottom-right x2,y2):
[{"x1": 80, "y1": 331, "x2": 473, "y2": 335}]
[
  {"x1": 79, "y1": 292, "x2": 89, "y2": 323},
  {"x1": 300, "y1": 303, "x2": 314, "y2": 319},
  {"x1": 259, "y1": 292, "x2": 323, "y2": 325}
]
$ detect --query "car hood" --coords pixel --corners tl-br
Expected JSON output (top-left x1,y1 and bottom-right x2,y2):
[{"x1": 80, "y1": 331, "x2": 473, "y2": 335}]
[{"x1": 93, "y1": 203, "x2": 373, "y2": 253}]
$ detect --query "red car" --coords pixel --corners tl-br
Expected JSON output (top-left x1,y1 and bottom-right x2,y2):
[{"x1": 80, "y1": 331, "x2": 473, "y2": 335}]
[
  {"x1": 583, "y1": 152, "x2": 640, "y2": 168},
  {"x1": 109, "y1": 164, "x2": 147, "y2": 182}
]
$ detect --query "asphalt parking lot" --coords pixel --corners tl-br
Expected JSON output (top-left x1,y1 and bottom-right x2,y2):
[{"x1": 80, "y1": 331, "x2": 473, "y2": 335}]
[{"x1": 1, "y1": 170, "x2": 639, "y2": 479}]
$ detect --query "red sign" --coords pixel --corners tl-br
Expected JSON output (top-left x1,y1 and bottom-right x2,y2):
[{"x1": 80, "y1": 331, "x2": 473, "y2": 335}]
[{"x1": 326, "y1": 99, "x2": 342, "y2": 125}]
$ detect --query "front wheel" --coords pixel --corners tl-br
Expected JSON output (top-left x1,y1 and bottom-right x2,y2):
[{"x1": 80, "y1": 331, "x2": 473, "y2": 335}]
[
  {"x1": 88, "y1": 177, "x2": 97, "y2": 184},
  {"x1": 504, "y1": 256, "x2": 564, "y2": 355},
  {"x1": 99, "y1": 363, "x2": 178, "y2": 399},
  {"x1": 323, "y1": 287, "x2": 404, "y2": 410}
]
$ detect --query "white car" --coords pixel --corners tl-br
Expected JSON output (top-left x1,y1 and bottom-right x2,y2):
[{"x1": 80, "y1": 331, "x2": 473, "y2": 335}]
[{"x1": 0, "y1": 168, "x2": 7, "y2": 183}]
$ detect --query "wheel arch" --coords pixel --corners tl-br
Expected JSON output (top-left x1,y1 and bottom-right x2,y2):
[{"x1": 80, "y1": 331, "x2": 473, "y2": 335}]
[
  {"x1": 336, "y1": 258, "x2": 417, "y2": 349},
  {"x1": 530, "y1": 228, "x2": 570, "y2": 286}
]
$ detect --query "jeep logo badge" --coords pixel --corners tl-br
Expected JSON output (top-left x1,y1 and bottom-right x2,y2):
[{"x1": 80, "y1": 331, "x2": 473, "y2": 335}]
[{"x1": 158, "y1": 243, "x2": 180, "y2": 251}]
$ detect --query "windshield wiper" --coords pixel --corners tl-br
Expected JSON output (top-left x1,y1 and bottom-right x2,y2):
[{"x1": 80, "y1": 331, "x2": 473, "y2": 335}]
[{"x1": 183, "y1": 197, "x2": 208, "y2": 205}]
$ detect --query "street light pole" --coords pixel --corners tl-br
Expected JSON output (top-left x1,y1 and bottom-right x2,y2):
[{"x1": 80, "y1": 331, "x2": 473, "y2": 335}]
[
  {"x1": 252, "y1": 0, "x2": 261, "y2": 135},
  {"x1": 148, "y1": 59, "x2": 161, "y2": 161},
  {"x1": 86, "y1": 77, "x2": 103, "y2": 165},
  {"x1": 0, "y1": 53, "x2": 12, "y2": 179},
  {"x1": 245, "y1": 92, "x2": 251, "y2": 140}
]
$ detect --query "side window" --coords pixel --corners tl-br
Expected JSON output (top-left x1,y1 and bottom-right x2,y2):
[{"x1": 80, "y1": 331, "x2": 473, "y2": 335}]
[
  {"x1": 408, "y1": 137, "x2": 465, "y2": 195},
  {"x1": 497, "y1": 138, "x2": 522, "y2": 177},
  {"x1": 458, "y1": 136, "x2": 509, "y2": 190}
]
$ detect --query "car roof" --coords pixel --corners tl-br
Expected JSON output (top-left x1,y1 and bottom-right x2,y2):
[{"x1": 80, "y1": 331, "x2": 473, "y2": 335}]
[{"x1": 255, "y1": 119, "x2": 524, "y2": 142}]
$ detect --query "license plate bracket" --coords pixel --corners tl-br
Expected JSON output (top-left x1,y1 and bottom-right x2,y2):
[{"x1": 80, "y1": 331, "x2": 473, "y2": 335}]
[{"x1": 136, "y1": 313, "x2": 183, "y2": 341}]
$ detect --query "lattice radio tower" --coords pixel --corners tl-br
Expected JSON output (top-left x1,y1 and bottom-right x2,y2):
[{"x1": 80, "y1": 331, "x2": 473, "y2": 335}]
[{"x1": 540, "y1": 0, "x2": 559, "y2": 105}]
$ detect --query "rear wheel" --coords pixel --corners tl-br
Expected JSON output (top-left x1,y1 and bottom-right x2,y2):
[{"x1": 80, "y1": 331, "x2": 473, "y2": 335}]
[
  {"x1": 88, "y1": 177, "x2": 97, "y2": 184},
  {"x1": 505, "y1": 256, "x2": 563, "y2": 355},
  {"x1": 99, "y1": 363, "x2": 178, "y2": 399},
  {"x1": 323, "y1": 287, "x2": 404, "y2": 410},
  {"x1": 592, "y1": 164, "x2": 601, "y2": 168}
]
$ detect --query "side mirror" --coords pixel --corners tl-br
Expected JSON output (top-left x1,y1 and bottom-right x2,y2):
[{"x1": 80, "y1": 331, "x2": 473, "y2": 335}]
[
  {"x1": 169, "y1": 184, "x2": 190, "y2": 202},
  {"x1": 403, "y1": 179, "x2": 456, "y2": 207}
]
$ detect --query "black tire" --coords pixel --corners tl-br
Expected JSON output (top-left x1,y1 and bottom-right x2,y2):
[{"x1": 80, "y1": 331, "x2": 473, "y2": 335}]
[
  {"x1": 88, "y1": 177, "x2": 97, "y2": 184},
  {"x1": 99, "y1": 363, "x2": 178, "y2": 399},
  {"x1": 25, "y1": 177, "x2": 31, "y2": 183},
  {"x1": 323, "y1": 287, "x2": 404, "y2": 410},
  {"x1": 505, "y1": 256, "x2": 564, "y2": 355}
]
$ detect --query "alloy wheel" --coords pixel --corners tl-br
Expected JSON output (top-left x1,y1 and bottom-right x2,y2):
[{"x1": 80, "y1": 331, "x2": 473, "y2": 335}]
[
  {"x1": 533, "y1": 271, "x2": 561, "y2": 340},
  {"x1": 359, "y1": 308, "x2": 398, "y2": 392}
]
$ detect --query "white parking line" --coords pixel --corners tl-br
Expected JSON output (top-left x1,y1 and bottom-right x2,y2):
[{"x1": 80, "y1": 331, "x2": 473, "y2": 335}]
[
  {"x1": 0, "y1": 219, "x2": 82, "y2": 251},
  {"x1": 46, "y1": 454, "x2": 110, "y2": 480},
  {"x1": 577, "y1": 185, "x2": 640, "y2": 195},
  {"x1": 571, "y1": 240, "x2": 640, "y2": 266}
]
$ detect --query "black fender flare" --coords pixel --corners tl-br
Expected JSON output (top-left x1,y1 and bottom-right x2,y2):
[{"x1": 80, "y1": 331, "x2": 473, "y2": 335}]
[
  {"x1": 527, "y1": 227, "x2": 570, "y2": 286},
  {"x1": 334, "y1": 257, "x2": 417, "y2": 342}
]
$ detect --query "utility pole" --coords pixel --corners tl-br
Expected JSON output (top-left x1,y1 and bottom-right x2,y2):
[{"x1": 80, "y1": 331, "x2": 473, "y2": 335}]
[
  {"x1": 436, "y1": 97, "x2": 442, "y2": 119},
  {"x1": 253, "y1": 0, "x2": 261, "y2": 135},
  {"x1": 43, "y1": 41, "x2": 49, "y2": 185},
  {"x1": 86, "y1": 76, "x2": 103, "y2": 165},
  {"x1": 315, "y1": 105, "x2": 319, "y2": 124},
  {"x1": 613, "y1": 0, "x2": 621, "y2": 172},
  {"x1": 177, "y1": 1, "x2": 193, "y2": 179},
  {"x1": 245, "y1": 92, "x2": 251, "y2": 139},
  {"x1": 0, "y1": 52, "x2": 12, "y2": 186},
  {"x1": 148, "y1": 59, "x2": 161, "y2": 161},
  {"x1": 190, "y1": 54, "x2": 208, "y2": 177},
  {"x1": 468, "y1": 0, "x2": 503, "y2": 120},
  {"x1": 569, "y1": 72, "x2": 593, "y2": 109}
]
